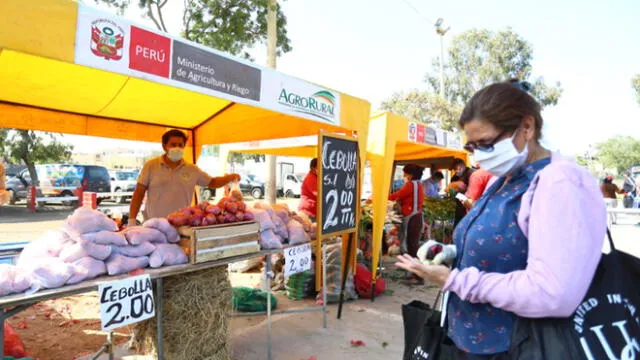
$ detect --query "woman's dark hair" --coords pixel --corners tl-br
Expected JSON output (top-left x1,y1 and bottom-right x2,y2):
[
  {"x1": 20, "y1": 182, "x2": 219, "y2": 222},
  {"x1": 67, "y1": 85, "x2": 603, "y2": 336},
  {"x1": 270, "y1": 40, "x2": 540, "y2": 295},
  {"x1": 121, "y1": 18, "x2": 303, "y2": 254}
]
[
  {"x1": 432, "y1": 171, "x2": 444, "y2": 181},
  {"x1": 310, "y1": 158, "x2": 318, "y2": 170},
  {"x1": 403, "y1": 164, "x2": 424, "y2": 181},
  {"x1": 162, "y1": 129, "x2": 188, "y2": 145},
  {"x1": 458, "y1": 78, "x2": 543, "y2": 140}
]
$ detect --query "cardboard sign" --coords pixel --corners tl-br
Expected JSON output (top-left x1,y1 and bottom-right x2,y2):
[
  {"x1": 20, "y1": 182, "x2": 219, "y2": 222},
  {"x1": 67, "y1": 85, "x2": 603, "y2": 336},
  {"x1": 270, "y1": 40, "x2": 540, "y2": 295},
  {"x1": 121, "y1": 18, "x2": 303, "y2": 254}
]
[
  {"x1": 284, "y1": 244, "x2": 312, "y2": 277},
  {"x1": 99, "y1": 275, "x2": 155, "y2": 331}
]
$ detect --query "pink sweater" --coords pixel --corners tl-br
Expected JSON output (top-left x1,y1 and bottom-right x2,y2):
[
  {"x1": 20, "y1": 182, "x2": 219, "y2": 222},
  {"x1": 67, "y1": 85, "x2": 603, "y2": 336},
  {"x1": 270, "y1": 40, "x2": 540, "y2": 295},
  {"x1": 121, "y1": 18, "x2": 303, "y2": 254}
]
[{"x1": 443, "y1": 152, "x2": 606, "y2": 318}]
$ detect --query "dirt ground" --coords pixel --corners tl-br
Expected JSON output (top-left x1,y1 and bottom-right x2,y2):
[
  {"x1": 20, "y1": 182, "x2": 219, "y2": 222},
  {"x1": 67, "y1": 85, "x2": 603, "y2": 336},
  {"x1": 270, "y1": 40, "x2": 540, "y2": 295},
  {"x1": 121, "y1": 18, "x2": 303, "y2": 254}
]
[{"x1": 6, "y1": 261, "x2": 437, "y2": 360}]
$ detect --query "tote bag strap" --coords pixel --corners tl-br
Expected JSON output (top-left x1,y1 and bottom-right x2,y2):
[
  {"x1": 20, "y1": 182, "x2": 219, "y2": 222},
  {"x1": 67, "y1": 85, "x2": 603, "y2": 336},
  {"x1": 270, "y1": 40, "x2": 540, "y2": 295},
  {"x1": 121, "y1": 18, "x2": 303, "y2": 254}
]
[{"x1": 606, "y1": 227, "x2": 615, "y2": 252}]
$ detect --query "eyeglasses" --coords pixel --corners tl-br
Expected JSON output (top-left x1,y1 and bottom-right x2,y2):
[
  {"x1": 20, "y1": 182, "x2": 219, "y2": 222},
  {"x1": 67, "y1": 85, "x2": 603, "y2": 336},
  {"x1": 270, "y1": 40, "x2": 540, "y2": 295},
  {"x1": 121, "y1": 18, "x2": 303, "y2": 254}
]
[{"x1": 463, "y1": 130, "x2": 509, "y2": 153}]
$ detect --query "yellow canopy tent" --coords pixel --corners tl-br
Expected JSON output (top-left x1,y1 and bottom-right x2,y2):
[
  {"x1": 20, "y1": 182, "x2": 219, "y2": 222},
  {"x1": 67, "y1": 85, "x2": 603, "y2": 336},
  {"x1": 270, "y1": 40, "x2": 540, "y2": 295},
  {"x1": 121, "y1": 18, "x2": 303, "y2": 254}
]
[
  {"x1": 1, "y1": 0, "x2": 370, "y2": 292},
  {"x1": 0, "y1": 0, "x2": 370, "y2": 168},
  {"x1": 367, "y1": 112, "x2": 468, "y2": 284}
]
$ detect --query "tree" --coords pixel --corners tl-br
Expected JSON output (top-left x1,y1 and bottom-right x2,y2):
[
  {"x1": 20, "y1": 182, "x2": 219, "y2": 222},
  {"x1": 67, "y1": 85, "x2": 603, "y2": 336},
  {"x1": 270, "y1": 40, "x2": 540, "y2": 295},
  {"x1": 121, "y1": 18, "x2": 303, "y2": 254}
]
[
  {"x1": 0, "y1": 129, "x2": 74, "y2": 186},
  {"x1": 380, "y1": 91, "x2": 462, "y2": 131},
  {"x1": 632, "y1": 74, "x2": 640, "y2": 106},
  {"x1": 381, "y1": 28, "x2": 562, "y2": 130},
  {"x1": 95, "y1": 0, "x2": 292, "y2": 60},
  {"x1": 595, "y1": 136, "x2": 640, "y2": 174}
]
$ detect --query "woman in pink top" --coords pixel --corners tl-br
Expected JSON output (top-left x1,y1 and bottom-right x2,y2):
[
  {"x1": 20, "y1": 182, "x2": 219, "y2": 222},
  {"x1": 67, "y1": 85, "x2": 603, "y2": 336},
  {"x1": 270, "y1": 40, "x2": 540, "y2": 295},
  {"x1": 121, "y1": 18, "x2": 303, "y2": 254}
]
[{"x1": 397, "y1": 79, "x2": 606, "y2": 358}]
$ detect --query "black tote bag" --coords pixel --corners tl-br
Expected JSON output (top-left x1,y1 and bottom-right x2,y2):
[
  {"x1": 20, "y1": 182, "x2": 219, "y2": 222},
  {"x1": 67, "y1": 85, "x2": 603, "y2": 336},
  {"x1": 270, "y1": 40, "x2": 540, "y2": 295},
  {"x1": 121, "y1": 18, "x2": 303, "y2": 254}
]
[
  {"x1": 402, "y1": 294, "x2": 456, "y2": 360},
  {"x1": 509, "y1": 229, "x2": 640, "y2": 359}
]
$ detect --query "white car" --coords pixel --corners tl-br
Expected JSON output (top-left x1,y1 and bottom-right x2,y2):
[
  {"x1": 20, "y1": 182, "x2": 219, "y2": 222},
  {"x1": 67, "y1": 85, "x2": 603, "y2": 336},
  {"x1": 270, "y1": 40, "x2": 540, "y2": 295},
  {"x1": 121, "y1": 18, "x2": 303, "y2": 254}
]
[{"x1": 109, "y1": 170, "x2": 138, "y2": 204}]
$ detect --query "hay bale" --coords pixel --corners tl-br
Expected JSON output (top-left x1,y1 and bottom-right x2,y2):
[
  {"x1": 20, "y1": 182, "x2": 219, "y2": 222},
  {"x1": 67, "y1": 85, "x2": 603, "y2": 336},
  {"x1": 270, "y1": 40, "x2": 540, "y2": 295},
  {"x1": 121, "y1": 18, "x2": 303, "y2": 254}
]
[{"x1": 132, "y1": 266, "x2": 232, "y2": 360}]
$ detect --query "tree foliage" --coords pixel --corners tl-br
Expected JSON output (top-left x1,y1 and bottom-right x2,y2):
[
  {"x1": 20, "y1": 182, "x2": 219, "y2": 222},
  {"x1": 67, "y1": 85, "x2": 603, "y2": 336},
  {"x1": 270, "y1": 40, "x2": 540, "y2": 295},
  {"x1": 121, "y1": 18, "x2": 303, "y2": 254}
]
[
  {"x1": 95, "y1": 0, "x2": 292, "y2": 60},
  {"x1": 632, "y1": 74, "x2": 640, "y2": 106},
  {"x1": 380, "y1": 91, "x2": 461, "y2": 131},
  {"x1": 0, "y1": 129, "x2": 74, "y2": 186},
  {"x1": 595, "y1": 136, "x2": 640, "y2": 174},
  {"x1": 382, "y1": 28, "x2": 562, "y2": 130}
]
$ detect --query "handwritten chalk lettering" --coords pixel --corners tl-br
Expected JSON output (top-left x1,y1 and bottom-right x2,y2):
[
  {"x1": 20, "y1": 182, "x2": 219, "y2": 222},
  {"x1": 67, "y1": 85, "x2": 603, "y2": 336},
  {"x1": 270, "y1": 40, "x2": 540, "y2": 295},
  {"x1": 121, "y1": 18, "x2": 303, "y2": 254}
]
[
  {"x1": 324, "y1": 174, "x2": 338, "y2": 187},
  {"x1": 322, "y1": 141, "x2": 357, "y2": 172},
  {"x1": 345, "y1": 173, "x2": 356, "y2": 190},
  {"x1": 99, "y1": 275, "x2": 155, "y2": 331},
  {"x1": 323, "y1": 189, "x2": 339, "y2": 230}
]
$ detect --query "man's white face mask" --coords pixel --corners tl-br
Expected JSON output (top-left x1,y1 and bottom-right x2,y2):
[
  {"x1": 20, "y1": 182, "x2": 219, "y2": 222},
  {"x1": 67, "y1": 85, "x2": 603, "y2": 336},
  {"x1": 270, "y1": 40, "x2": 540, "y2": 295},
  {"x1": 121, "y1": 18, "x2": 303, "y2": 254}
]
[{"x1": 167, "y1": 147, "x2": 184, "y2": 162}]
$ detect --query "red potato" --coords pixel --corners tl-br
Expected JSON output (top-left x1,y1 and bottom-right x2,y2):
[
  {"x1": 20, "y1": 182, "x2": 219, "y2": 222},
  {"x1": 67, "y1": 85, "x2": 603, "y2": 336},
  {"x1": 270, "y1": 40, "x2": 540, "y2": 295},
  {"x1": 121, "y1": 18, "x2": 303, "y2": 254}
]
[
  {"x1": 243, "y1": 212, "x2": 254, "y2": 221},
  {"x1": 167, "y1": 212, "x2": 189, "y2": 227},
  {"x1": 235, "y1": 211, "x2": 245, "y2": 221},
  {"x1": 197, "y1": 202, "x2": 210, "y2": 211},
  {"x1": 217, "y1": 198, "x2": 229, "y2": 208},
  {"x1": 201, "y1": 217, "x2": 210, "y2": 226},
  {"x1": 237, "y1": 202, "x2": 246, "y2": 212},
  {"x1": 216, "y1": 215, "x2": 225, "y2": 224}
]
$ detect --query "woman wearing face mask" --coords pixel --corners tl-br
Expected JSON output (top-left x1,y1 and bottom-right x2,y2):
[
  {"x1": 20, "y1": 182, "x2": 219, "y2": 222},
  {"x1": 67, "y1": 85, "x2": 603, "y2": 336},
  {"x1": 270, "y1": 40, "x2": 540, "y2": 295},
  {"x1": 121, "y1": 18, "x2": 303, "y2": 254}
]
[
  {"x1": 389, "y1": 164, "x2": 426, "y2": 285},
  {"x1": 396, "y1": 79, "x2": 606, "y2": 358}
]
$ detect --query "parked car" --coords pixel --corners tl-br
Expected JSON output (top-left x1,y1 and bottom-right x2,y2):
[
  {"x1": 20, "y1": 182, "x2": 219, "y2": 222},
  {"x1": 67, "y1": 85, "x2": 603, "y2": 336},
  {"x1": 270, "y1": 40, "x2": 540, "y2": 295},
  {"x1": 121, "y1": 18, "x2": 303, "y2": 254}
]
[
  {"x1": 109, "y1": 170, "x2": 138, "y2": 204},
  {"x1": 7, "y1": 164, "x2": 111, "y2": 206},
  {"x1": 240, "y1": 174, "x2": 265, "y2": 199}
]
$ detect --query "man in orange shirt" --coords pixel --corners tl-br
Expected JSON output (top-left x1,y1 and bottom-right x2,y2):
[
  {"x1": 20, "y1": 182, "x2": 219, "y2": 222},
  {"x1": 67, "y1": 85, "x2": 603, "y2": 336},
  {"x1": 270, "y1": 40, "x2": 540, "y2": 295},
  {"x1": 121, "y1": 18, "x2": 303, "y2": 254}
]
[{"x1": 298, "y1": 158, "x2": 318, "y2": 222}]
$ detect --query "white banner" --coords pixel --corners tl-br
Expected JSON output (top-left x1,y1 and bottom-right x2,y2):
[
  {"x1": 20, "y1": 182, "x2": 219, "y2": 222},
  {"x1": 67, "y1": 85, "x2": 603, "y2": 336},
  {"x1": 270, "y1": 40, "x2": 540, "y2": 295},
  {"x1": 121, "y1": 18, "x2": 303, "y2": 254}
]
[
  {"x1": 261, "y1": 71, "x2": 341, "y2": 126},
  {"x1": 74, "y1": 4, "x2": 341, "y2": 126}
]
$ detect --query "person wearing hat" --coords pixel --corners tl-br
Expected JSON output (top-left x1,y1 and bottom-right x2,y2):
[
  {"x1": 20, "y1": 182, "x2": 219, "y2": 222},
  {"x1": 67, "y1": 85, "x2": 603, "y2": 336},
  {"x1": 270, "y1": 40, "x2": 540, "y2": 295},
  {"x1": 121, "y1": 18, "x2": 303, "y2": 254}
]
[{"x1": 601, "y1": 175, "x2": 624, "y2": 224}]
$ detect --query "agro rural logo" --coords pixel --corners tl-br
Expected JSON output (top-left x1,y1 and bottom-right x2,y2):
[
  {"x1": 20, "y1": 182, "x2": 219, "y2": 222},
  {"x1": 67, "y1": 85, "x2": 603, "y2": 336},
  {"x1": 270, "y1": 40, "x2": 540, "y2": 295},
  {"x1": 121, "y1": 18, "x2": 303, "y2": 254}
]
[
  {"x1": 90, "y1": 19, "x2": 125, "y2": 61},
  {"x1": 278, "y1": 89, "x2": 337, "y2": 123}
]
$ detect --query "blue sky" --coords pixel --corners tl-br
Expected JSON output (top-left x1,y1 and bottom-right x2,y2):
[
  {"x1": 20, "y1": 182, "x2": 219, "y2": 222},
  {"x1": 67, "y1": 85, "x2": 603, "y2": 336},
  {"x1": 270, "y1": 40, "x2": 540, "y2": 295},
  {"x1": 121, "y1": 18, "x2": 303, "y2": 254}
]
[{"x1": 73, "y1": 0, "x2": 640, "y2": 155}]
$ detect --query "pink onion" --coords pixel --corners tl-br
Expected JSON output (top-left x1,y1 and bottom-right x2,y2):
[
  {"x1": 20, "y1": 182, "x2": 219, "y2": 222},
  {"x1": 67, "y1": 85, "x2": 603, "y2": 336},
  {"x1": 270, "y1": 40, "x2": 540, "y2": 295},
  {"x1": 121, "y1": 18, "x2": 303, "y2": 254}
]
[
  {"x1": 243, "y1": 212, "x2": 254, "y2": 221},
  {"x1": 235, "y1": 211, "x2": 245, "y2": 221},
  {"x1": 226, "y1": 202, "x2": 238, "y2": 213},
  {"x1": 205, "y1": 214, "x2": 217, "y2": 225}
]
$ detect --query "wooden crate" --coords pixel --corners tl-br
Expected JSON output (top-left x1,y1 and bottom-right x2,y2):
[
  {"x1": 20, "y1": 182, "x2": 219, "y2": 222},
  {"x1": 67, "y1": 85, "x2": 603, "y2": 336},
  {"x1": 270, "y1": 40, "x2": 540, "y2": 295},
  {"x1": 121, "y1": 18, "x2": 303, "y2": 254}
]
[{"x1": 178, "y1": 221, "x2": 261, "y2": 264}]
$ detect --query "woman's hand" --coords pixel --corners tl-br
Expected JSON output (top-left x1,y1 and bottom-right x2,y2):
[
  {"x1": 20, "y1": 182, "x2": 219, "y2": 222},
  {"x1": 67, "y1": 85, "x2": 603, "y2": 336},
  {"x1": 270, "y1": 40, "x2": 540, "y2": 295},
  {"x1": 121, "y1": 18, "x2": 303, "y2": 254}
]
[{"x1": 395, "y1": 254, "x2": 451, "y2": 287}]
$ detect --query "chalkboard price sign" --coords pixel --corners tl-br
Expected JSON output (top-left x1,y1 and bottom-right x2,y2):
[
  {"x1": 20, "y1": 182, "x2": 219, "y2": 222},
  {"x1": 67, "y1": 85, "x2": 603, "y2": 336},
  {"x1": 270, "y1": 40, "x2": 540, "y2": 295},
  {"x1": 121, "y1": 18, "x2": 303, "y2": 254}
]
[{"x1": 318, "y1": 134, "x2": 359, "y2": 236}]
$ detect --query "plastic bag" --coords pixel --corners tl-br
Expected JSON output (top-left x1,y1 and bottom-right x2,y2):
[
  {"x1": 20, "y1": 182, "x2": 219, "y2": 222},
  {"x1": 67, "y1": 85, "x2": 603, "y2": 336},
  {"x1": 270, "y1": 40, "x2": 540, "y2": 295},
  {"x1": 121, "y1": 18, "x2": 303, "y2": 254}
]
[
  {"x1": 149, "y1": 244, "x2": 188, "y2": 268},
  {"x1": 0, "y1": 264, "x2": 33, "y2": 296},
  {"x1": 287, "y1": 219, "x2": 310, "y2": 245},
  {"x1": 59, "y1": 241, "x2": 112, "y2": 262},
  {"x1": 16, "y1": 231, "x2": 70, "y2": 265},
  {"x1": 81, "y1": 231, "x2": 128, "y2": 246},
  {"x1": 67, "y1": 257, "x2": 107, "y2": 285},
  {"x1": 143, "y1": 218, "x2": 180, "y2": 243},
  {"x1": 272, "y1": 215, "x2": 289, "y2": 241},
  {"x1": 272, "y1": 203, "x2": 291, "y2": 223},
  {"x1": 259, "y1": 229, "x2": 283, "y2": 250},
  {"x1": 112, "y1": 242, "x2": 156, "y2": 257},
  {"x1": 105, "y1": 254, "x2": 150, "y2": 276},
  {"x1": 247, "y1": 208, "x2": 275, "y2": 232},
  {"x1": 254, "y1": 202, "x2": 275, "y2": 218},
  {"x1": 27, "y1": 258, "x2": 75, "y2": 290},
  {"x1": 4, "y1": 323, "x2": 29, "y2": 358},
  {"x1": 123, "y1": 226, "x2": 167, "y2": 245},
  {"x1": 65, "y1": 207, "x2": 118, "y2": 234},
  {"x1": 232, "y1": 287, "x2": 277, "y2": 312},
  {"x1": 316, "y1": 242, "x2": 358, "y2": 303}
]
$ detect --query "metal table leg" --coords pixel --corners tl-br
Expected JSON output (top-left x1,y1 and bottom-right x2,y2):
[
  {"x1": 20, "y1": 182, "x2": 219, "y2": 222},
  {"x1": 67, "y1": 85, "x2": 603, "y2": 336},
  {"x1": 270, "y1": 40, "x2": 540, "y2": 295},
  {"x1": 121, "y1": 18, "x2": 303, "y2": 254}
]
[
  {"x1": 156, "y1": 277, "x2": 164, "y2": 360},
  {"x1": 265, "y1": 254, "x2": 273, "y2": 360}
]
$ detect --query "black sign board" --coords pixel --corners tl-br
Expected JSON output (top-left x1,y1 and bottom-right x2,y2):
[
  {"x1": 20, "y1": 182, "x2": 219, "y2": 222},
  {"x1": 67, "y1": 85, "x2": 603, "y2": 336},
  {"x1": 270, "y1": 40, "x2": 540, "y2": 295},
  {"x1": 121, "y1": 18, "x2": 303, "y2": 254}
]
[
  {"x1": 318, "y1": 134, "x2": 359, "y2": 236},
  {"x1": 171, "y1": 40, "x2": 261, "y2": 101}
]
